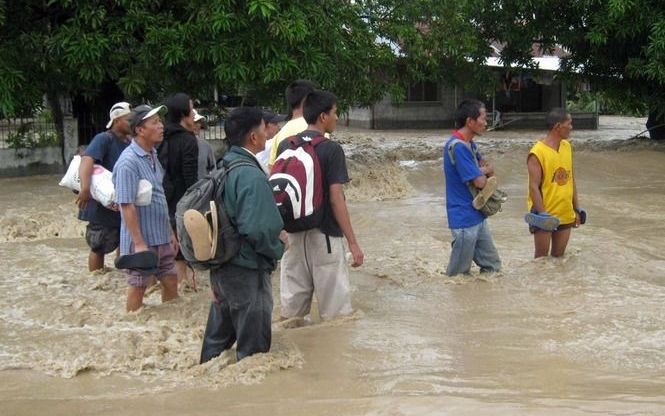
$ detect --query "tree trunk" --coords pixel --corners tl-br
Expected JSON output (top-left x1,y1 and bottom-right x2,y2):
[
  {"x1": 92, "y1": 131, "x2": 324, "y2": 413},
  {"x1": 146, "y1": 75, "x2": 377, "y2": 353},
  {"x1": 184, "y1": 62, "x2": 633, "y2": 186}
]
[{"x1": 46, "y1": 90, "x2": 66, "y2": 168}]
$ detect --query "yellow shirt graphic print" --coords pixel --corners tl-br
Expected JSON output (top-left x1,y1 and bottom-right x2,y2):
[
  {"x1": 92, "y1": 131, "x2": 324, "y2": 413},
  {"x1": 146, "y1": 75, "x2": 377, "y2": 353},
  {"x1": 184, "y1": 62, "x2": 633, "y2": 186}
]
[
  {"x1": 552, "y1": 166, "x2": 570, "y2": 186},
  {"x1": 527, "y1": 139, "x2": 576, "y2": 225}
]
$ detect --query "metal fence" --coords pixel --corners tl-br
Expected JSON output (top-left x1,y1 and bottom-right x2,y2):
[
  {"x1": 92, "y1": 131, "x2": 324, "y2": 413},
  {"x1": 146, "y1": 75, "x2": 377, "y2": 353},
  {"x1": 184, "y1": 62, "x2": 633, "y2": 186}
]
[
  {"x1": 76, "y1": 110, "x2": 226, "y2": 144},
  {"x1": 0, "y1": 116, "x2": 224, "y2": 151},
  {"x1": 198, "y1": 123, "x2": 225, "y2": 141},
  {"x1": 0, "y1": 117, "x2": 60, "y2": 150}
]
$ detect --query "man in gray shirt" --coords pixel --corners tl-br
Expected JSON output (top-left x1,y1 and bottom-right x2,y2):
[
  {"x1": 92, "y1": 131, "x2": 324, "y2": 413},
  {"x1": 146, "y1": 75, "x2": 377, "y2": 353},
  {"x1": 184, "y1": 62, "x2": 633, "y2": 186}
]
[{"x1": 192, "y1": 109, "x2": 216, "y2": 180}]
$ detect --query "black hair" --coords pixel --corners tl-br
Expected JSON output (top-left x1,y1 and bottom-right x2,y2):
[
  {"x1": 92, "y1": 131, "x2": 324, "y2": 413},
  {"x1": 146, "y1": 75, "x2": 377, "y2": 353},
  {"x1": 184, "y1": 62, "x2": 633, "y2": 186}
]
[
  {"x1": 165, "y1": 92, "x2": 191, "y2": 124},
  {"x1": 455, "y1": 99, "x2": 485, "y2": 128},
  {"x1": 224, "y1": 107, "x2": 264, "y2": 147},
  {"x1": 546, "y1": 107, "x2": 570, "y2": 130},
  {"x1": 303, "y1": 90, "x2": 337, "y2": 125},
  {"x1": 286, "y1": 79, "x2": 317, "y2": 115}
]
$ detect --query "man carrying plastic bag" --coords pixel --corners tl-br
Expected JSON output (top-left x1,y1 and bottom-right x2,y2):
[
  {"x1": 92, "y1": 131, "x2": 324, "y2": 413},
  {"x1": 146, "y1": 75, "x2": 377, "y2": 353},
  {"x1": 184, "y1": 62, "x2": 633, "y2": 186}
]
[{"x1": 76, "y1": 102, "x2": 132, "y2": 272}]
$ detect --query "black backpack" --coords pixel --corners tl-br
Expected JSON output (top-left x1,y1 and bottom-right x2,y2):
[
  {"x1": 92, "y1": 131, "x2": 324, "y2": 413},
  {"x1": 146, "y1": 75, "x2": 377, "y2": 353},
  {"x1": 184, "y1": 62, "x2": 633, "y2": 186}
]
[{"x1": 175, "y1": 159, "x2": 255, "y2": 269}]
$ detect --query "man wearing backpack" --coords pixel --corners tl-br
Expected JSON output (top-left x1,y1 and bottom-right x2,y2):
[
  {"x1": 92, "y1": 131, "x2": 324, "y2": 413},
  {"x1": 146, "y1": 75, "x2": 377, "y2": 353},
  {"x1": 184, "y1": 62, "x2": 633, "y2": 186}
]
[
  {"x1": 200, "y1": 107, "x2": 286, "y2": 363},
  {"x1": 275, "y1": 90, "x2": 364, "y2": 321},
  {"x1": 443, "y1": 99, "x2": 501, "y2": 276},
  {"x1": 77, "y1": 102, "x2": 132, "y2": 271}
]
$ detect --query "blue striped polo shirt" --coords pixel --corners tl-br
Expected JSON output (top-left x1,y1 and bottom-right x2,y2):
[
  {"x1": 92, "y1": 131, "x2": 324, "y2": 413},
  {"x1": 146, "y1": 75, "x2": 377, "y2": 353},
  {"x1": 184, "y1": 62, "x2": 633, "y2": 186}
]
[{"x1": 112, "y1": 140, "x2": 171, "y2": 255}]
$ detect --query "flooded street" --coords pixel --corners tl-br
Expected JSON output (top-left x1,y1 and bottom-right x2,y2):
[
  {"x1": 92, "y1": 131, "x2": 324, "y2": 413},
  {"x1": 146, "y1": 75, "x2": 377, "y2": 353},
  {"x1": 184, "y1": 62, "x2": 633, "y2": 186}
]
[{"x1": 1, "y1": 116, "x2": 665, "y2": 415}]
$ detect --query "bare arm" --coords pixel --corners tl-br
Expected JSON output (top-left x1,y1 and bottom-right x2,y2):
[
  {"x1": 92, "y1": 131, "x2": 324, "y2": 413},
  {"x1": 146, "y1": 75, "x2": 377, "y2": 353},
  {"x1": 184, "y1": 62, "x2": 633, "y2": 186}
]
[
  {"x1": 119, "y1": 203, "x2": 148, "y2": 252},
  {"x1": 76, "y1": 156, "x2": 95, "y2": 209},
  {"x1": 527, "y1": 154, "x2": 546, "y2": 213},
  {"x1": 478, "y1": 158, "x2": 495, "y2": 177},
  {"x1": 329, "y1": 184, "x2": 364, "y2": 267},
  {"x1": 471, "y1": 174, "x2": 488, "y2": 189}
]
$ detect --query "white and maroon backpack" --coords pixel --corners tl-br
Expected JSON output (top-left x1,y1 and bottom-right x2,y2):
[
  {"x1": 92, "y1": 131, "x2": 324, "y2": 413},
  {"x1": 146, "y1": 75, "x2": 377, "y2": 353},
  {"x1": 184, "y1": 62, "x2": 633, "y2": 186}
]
[{"x1": 269, "y1": 133, "x2": 327, "y2": 232}]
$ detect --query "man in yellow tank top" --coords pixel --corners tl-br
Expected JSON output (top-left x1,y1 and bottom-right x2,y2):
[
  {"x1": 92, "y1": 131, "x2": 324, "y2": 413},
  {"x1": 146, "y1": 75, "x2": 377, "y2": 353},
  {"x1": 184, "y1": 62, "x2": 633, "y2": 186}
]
[{"x1": 527, "y1": 108, "x2": 583, "y2": 257}]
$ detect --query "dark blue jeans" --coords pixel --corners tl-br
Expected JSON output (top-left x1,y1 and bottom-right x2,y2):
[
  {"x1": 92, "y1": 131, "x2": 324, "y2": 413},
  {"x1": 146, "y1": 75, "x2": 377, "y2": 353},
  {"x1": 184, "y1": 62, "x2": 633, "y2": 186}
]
[{"x1": 200, "y1": 264, "x2": 273, "y2": 363}]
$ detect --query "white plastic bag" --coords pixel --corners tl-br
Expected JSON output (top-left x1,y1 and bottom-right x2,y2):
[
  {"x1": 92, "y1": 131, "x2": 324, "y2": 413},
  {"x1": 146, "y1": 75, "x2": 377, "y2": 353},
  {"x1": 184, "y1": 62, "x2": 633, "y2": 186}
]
[
  {"x1": 135, "y1": 180, "x2": 152, "y2": 206},
  {"x1": 89, "y1": 165, "x2": 115, "y2": 207},
  {"x1": 60, "y1": 156, "x2": 152, "y2": 207},
  {"x1": 59, "y1": 155, "x2": 82, "y2": 191}
]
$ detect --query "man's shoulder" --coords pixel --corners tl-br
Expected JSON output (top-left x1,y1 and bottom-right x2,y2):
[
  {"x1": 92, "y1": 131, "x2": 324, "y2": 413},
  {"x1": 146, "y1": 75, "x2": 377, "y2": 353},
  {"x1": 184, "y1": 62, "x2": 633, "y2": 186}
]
[
  {"x1": 91, "y1": 130, "x2": 112, "y2": 142},
  {"x1": 446, "y1": 138, "x2": 473, "y2": 156},
  {"x1": 85, "y1": 131, "x2": 112, "y2": 152},
  {"x1": 276, "y1": 118, "x2": 308, "y2": 139},
  {"x1": 224, "y1": 150, "x2": 261, "y2": 171},
  {"x1": 444, "y1": 135, "x2": 457, "y2": 149},
  {"x1": 197, "y1": 137, "x2": 212, "y2": 150},
  {"x1": 114, "y1": 146, "x2": 139, "y2": 168},
  {"x1": 317, "y1": 137, "x2": 343, "y2": 153},
  {"x1": 168, "y1": 129, "x2": 197, "y2": 147}
]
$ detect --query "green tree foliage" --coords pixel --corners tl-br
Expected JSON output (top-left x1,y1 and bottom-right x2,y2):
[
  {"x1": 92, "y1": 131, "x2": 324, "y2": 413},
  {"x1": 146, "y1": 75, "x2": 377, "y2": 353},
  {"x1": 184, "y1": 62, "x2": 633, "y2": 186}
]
[
  {"x1": 0, "y1": 0, "x2": 399, "y2": 116},
  {"x1": 5, "y1": 0, "x2": 663, "y2": 133},
  {"x1": 0, "y1": 0, "x2": 501, "y2": 118},
  {"x1": 474, "y1": 0, "x2": 665, "y2": 115},
  {"x1": 358, "y1": 0, "x2": 496, "y2": 97}
]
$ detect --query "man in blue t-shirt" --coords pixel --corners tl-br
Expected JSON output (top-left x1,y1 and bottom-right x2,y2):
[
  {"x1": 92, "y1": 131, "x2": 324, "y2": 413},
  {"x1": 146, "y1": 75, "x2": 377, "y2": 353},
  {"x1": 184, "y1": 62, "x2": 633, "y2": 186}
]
[
  {"x1": 77, "y1": 102, "x2": 132, "y2": 271},
  {"x1": 443, "y1": 99, "x2": 501, "y2": 276}
]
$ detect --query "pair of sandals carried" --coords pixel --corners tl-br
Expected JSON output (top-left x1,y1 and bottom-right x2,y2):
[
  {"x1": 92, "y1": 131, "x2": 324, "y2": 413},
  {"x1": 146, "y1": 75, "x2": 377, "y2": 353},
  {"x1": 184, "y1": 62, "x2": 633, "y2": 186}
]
[
  {"x1": 471, "y1": 176, "x2": 500, "y2": 209},
  {"x1": 524, "y1": 209, "x2": 587, "y2": 231}
]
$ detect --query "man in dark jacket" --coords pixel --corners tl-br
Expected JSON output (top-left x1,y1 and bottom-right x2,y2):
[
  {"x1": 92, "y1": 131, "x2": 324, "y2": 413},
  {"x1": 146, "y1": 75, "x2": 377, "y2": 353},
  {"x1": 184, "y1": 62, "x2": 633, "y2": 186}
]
[
  {"x1": 159, "y1": 92, "x2": 199, "y2": 283},
  {"x1": 200, "y1": 107, "x2": 286, "y2": 363}
]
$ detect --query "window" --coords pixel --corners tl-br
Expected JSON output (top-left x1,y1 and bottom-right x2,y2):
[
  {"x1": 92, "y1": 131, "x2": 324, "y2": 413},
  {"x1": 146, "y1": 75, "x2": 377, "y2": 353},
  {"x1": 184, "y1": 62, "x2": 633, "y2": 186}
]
[{"x1": 405, "y1": 81, "x2": 439, "y2": 102}]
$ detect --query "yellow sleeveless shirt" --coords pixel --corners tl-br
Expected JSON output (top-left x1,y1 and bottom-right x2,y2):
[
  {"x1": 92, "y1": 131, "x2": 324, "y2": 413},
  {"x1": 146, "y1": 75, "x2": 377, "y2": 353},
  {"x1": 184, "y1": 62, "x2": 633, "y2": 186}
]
[{"x1": 527, "y1": 139, "x2": 576, "y2": 224}]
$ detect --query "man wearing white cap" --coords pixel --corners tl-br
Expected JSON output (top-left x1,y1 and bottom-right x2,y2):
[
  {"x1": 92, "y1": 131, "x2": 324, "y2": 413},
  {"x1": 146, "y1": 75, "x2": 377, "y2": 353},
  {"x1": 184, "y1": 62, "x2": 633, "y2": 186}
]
[
  {"x1": 77, "y1": 101, "x2": 132, "y2": 272},
  {"x1": 113, "y1": 104, "x2": 179, "y2": 311}
]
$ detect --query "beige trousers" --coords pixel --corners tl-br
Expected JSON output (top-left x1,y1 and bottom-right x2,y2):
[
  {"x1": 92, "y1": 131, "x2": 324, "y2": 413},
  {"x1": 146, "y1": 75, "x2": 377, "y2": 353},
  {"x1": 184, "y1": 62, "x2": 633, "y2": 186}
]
[{"x1": 280, "y1": 228, "x2": 352, "y2": 320}]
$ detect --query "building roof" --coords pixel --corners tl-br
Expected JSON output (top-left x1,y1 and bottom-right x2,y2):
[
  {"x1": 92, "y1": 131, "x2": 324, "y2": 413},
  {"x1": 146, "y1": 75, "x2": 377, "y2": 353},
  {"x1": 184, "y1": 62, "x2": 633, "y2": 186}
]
[
  {"x1": 485, "y1": 56, "x2": 561, "y2": 71},
  {"x1": 486, "y1": 42, "x2": 568, "y2": 72}
]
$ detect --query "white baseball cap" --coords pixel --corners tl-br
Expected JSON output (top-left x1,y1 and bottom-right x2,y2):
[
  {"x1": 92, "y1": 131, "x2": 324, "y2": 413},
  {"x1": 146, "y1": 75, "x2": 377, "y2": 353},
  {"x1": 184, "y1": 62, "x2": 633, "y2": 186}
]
[
  {"x1": 128, "y1": 104, "x2": 168, "y2": 134},
  {"x1": 106, "y1": 102, "x2": 132, "y2": 128},
  {"x1": 193, "y1": 109, "x2": 206, "y2": 123}
]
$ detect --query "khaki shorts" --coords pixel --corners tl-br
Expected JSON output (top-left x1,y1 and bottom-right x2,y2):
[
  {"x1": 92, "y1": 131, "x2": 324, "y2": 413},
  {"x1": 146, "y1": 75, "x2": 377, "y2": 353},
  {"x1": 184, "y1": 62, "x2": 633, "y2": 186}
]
[{"x1": 280, "y1": 229, "x2": 352, "y2": 320}]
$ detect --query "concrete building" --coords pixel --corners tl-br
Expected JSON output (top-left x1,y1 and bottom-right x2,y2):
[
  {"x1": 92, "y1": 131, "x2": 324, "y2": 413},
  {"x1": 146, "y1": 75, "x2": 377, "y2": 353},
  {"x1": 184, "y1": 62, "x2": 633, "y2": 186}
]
[{"x1": 344, "y1": 49, "x2": 598, "y2": 130}]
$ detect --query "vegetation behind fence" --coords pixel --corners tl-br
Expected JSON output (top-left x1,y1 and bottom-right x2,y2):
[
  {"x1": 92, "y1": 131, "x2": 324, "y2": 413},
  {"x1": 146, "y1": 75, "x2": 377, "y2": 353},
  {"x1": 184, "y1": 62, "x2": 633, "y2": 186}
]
[{"x1": 0, "y1": 112, "x2": 59, "y2": 150}]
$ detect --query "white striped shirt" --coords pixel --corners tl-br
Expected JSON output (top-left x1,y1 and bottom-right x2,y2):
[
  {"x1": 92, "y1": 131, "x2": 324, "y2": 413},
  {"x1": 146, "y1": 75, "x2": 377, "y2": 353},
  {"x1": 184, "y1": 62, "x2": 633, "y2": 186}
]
[{"x1": 113, "y1": 140, "x2": 171, "y2": 254}]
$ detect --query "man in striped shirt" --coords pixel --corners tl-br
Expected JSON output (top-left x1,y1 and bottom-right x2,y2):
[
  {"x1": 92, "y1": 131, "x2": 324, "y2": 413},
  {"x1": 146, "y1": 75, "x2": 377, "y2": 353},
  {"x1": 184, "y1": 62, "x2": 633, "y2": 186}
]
[{"x1": 112, "y1": 104, "x2": 179, "y2": 311}]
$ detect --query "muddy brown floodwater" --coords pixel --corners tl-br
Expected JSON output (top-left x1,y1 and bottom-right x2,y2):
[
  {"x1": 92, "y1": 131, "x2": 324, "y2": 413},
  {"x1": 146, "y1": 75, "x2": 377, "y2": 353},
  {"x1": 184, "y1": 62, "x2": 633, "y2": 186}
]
[{"x1": 1, "y1": 116, "x2": 664, "y2": 415}]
